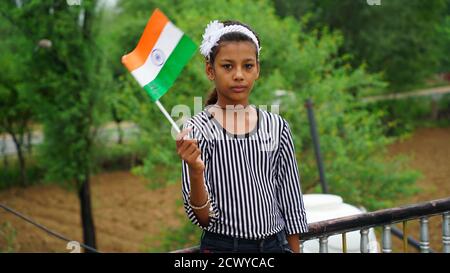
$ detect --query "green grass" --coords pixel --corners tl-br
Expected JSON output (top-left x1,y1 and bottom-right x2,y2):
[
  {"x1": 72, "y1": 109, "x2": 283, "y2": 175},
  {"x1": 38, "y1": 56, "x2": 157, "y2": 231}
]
[{"x1": 0, "y1": 221, "x2": 17, "y2": 253}]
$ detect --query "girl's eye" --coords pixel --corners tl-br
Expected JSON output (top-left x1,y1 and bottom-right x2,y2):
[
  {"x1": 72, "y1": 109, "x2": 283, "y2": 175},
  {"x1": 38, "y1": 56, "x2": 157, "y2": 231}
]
[
  {"x1": 222, "y1": 64, "x2": 232, "y2": 70},
  {"x1": 245, "y1": 64, "x2": 254, "y2": 69}
]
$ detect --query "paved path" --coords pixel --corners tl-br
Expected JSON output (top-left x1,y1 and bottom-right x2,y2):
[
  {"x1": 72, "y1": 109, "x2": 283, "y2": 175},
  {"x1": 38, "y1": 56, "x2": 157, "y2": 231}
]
[
  {"x1": 361, "y1": 85, "x2": 450, "y2": 103},
  {"x1": 0, "y1": 122, "x2": 139, "y2": 156}
]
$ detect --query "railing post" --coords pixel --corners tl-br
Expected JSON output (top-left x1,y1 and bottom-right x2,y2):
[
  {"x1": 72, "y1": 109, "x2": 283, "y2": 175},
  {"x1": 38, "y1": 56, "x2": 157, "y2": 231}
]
[
  {"x1": 382, "y1": 225, "x2": 392, "y2": 253},
  {"x1": 342, "y1": 233, "x2": 347, "y2": 253},
  {"x1": 419, "y1": 217, "x2": 430, "y2": 253},
  {"x1": 305, "y1": 98, "x2": 329, "y2": 193},
  {"x1": 360, "y1": 229, "x2": 369, "y2": 253},
  {"x1": 443, "y1": 212, "x2": 450, "y2": 253},
  {"x1": 403, "y1": 221, "x2": 408, "y2": 253},
  {"x1": 319, "y1": 236, "x2": 328, "y2": 253}
]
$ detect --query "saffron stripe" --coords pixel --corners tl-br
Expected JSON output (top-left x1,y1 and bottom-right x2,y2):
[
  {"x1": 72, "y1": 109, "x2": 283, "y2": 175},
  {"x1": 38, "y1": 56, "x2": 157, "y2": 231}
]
[{"x1": 121, "y1": 9, "x2": 169, "y2": 71}]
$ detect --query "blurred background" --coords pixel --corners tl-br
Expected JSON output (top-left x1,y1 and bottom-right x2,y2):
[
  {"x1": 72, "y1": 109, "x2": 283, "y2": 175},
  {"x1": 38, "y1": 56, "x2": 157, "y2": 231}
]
[{"x1": 0, "y1": 0, "x2": 449, "y2": 253}]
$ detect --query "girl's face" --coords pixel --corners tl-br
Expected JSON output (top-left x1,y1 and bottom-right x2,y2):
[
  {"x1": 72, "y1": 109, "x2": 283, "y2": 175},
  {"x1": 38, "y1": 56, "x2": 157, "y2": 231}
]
[{"x1": 206, "y1": 41, "x2": 260, "y2": 106}]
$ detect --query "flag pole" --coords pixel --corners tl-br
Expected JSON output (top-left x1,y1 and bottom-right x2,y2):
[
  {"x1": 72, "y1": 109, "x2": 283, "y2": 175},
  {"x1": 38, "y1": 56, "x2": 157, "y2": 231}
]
[{"x1": 155, "y1": 100, "x2": 180, "y2": 134}]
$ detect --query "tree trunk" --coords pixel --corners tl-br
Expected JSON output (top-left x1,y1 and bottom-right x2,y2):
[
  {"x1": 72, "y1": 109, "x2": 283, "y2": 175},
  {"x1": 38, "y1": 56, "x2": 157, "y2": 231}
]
[
  {"x1": 2, "y1": 153, "x2": 7, "y2": 168},
  {"x1": 78, "y1": 176, "x2": 97, "y2": 252},
  {"x1": 26, "y1": 129, "x2": 32, "y2": 156},
  {"x1": 1, "y1": 134, "x2": 8, "y2": 168},
  {"x1": 17, "y1": 147, "x2": 26, "y2": 186},
  {"x1": 10, "y1": 133, "x2": 26, "y2": 186},
  {"x1": 111, "y1": 107, "x2": 123, "y2": 145},
  {"x1": 116, "y1": 121, "x2": 123, "y2": 145}
]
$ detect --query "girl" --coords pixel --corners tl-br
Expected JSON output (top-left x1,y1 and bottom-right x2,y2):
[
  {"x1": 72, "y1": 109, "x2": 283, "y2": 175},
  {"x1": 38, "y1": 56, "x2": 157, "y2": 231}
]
[{"x1": 175, "y1": 20, "x2": 308, "y2": 253}]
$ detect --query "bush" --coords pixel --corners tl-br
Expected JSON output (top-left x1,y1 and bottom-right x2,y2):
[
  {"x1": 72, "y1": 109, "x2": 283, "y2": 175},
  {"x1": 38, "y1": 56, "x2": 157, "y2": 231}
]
[
  {"x1": 91, "y1": 140, "x2": 146, "y2": 173},
  {"x1": 0, "y1": 157, "x2": 44, "y2": 190},
  {"x1": 364, "y1": 93, "x2": 450, "y2": 137},
  {"x1": 142, "y1": 200, "x2": 202, "y2": 252}
]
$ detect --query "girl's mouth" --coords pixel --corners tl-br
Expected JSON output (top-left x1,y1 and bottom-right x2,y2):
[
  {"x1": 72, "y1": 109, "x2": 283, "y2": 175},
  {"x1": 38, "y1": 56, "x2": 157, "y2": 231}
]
[{"x1": 230, "y1": 86, "x2": 247, "y2": 93}]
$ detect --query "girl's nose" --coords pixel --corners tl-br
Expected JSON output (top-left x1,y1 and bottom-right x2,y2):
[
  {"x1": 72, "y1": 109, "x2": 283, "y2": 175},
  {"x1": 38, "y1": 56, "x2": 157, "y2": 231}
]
[{"x1": 233, "y1": 67, "x2": 244, "y2": 81}]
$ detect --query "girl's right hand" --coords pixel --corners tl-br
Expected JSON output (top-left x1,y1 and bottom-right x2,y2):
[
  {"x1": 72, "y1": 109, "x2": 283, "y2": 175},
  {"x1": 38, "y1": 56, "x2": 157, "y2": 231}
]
[{"x1": 176, "y1": 128, "x2": 205, "y2": 172}]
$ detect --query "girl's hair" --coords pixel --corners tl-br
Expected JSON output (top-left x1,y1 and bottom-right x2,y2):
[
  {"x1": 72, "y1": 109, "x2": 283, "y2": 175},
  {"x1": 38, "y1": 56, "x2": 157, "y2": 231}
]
[{"x1": 205, "y1": 20, "x2": 261, "y2": 106}]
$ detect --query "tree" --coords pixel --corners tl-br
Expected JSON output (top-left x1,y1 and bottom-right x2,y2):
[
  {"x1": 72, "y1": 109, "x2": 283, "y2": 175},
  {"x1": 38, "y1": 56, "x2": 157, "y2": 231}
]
[
  {"x1": 0, "y1": 6, "x2": 36, "y2": 186},
  {"x1": 3, "y1": 0, "x2": 110, "y2": 251},
  {"x1": 273, "y1": 0, "x2": 449, "y2": 91},
  {"x1": 437, "y1": 1, "x2": 450, "y2": 73}
]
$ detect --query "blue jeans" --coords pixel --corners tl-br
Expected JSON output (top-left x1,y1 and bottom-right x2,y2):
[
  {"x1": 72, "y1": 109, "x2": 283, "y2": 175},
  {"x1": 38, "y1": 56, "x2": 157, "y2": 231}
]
[{"x1": 200, "y1": 230, "x2": 293, "y2": 253}]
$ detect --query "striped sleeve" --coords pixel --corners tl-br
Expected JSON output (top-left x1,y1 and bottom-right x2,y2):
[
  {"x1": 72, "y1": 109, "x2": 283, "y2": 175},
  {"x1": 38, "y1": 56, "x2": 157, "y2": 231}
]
[
  {"x1": 276, "y1": 119, "x2": 309, "y2": 234},
  {"x1": 181, "y1": 121, "x2": 219, "y2": 229}
]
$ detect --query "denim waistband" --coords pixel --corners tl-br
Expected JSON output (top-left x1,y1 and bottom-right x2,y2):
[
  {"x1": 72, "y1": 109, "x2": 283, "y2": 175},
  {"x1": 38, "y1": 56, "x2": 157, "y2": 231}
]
[{"x1": 202, "y1": 230, "x2": 287, "y2": 245}]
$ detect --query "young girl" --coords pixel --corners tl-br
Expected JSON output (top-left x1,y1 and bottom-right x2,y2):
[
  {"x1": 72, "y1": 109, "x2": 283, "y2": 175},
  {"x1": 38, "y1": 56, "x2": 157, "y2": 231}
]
[{"x1": 175, "y1": 20, "x2": 308, "y2": 253}]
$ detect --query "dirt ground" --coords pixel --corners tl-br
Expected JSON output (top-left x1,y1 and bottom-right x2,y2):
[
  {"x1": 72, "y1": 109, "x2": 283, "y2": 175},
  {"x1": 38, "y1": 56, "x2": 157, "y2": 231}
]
[
  {"x1": 0, "y1": 127, "x2": 449, "y2": 253},
  {"x1": 387, "y1": 127, "x2": 450, "y2": 252},
  {"x1": 0, "y1": 172, "x2": 184, "y2": 252}
]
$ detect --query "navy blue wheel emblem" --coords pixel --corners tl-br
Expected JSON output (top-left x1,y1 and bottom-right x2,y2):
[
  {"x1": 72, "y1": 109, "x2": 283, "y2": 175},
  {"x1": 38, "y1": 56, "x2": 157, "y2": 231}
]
[{"x1": 151, "y1": 48, "x2": 165, "y2": 66}]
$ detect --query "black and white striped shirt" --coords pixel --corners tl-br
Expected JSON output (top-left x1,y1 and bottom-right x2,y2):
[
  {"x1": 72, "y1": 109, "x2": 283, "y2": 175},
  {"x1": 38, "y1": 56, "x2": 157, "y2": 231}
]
[{"x1": 181, "y1": 105, "x2": 308, "y2": 239}]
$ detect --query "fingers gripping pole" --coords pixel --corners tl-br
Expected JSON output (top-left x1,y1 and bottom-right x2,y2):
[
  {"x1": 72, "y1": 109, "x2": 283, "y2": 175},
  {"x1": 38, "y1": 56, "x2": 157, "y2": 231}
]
[{"x1": 155, "y1": 100, "x2": 180, "y2": 134}]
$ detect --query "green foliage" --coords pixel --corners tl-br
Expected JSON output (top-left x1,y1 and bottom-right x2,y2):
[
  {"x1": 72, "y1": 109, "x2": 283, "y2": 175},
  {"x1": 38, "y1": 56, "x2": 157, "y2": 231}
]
[
  {"x1": 365, "y1": 94, "x2": 450, "y2": 137},
  {"x1": 0, "y1": 0, "x2": 422, "y2": 212},
  {"x1": 0, "y1": 221, "x2": 17, "y2": 253},
  {"x1": 437, "y1": 13, "x2": 450, "y2": 72},
  {"x1": 0, "y1": 157, "x2": 44, "y2": 190},
  {"x1": 273, "y1": 0, "x2": 450, "y2": 91},
  {"x1": 0, "y1": 3, "x2": 37, "y2": 186},
  {"x1": 109, "y1": 0, "x2": 419, "y2": 209},
  {"x1": 368, "y1": 98, "x2": 433, "y2": 137},
  {"x1": 3, "y1": 0, "x2": 111, "y2": 189},
  {"x1": 143, "y1": 200, "x2": 201, "y2": 252},
  {"x1": 275, "y1": 55, "x2": 420, "y2": 209},
  {"x1": 91, "y1": 140, "x2": 145, "y2": 173},
  {"x1": 144, "y1": 219, "x2": 201, "y2": 252},
  {"x1": 0, "y1": 1, "x2": 109, "y2": 248},
  {"x1": 437, "y1": 93, "x2": 450, "y2": 124}
]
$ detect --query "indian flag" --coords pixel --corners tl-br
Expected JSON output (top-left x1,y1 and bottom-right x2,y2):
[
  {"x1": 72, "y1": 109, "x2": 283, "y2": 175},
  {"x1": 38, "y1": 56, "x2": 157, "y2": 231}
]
[{"x1": 122, "y1": 9, "x2": 197, "y2": 102}]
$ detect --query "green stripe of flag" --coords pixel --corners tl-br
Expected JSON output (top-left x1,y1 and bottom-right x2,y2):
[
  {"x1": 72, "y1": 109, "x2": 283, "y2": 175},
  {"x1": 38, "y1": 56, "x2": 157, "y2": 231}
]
[{"x1": 143, "y1": 35, "x2": 197, "y2": 102}]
